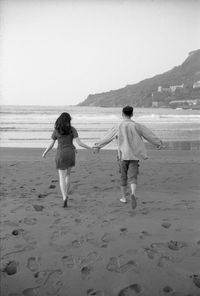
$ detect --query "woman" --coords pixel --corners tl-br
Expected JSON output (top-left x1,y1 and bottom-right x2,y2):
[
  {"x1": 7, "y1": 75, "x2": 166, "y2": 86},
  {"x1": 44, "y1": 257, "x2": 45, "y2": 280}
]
[{"x1": 42, "y1": 112, "x2": 92, "y2": 207}]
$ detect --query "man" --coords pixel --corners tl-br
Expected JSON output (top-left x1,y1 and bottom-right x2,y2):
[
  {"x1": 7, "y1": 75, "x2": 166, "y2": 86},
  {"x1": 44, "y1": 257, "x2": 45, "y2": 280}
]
[{"x1": 94, "y1": 105, "x2": 164, "y2": 209}]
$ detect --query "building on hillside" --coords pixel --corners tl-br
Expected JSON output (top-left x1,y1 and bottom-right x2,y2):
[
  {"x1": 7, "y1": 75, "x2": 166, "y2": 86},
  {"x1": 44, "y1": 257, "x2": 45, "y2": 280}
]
[
  {"x1": 157, "y1": 86, "x2": 171, "y2": 92},
  {"x1": 152, "y1": 101, "x2": 159, "y2": 107},
  {"x1": 170, "y1": 84, "x2": 184, "y2": 92},
  {"x1": 193, "y1": 81, "x2": 200, "y2": 88},
  {"x1": 158, "y1": 84, "x2": 184, "y2": 93},
  {"x1": 169, "y1": 99, "x2": 200, "y2": 108}
]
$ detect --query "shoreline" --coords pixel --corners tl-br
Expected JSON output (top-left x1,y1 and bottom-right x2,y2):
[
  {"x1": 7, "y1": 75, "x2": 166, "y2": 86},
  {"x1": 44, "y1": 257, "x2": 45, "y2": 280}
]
[
  {"x1": 1, "y1": 146, "x2": 200, "y2": 162},
  {"x1": 1, "y1": 140, "x2": 200, "y2": 151}
]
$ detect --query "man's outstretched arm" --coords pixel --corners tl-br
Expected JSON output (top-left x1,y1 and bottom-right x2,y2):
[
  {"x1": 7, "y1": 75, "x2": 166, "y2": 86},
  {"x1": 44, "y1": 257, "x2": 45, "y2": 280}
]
[
  {"x1": 94, "y1": 125, "x2": 118, "y2": 149},
  {"x1": 135, "y1": 123, "x2": 164, "y2": 148}
]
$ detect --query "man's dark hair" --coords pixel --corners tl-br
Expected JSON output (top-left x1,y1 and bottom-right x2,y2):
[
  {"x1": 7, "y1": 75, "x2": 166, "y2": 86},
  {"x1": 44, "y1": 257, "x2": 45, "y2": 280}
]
[{"x1": 122, "y1": 105, "x2": 133, "y2": 117}]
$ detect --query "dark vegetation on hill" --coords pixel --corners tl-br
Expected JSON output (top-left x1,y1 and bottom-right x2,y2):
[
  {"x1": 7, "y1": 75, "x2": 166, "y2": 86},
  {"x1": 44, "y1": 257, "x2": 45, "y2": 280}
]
[{"x1": 78, "y1": 49, "x2": 200, "y2": 108}]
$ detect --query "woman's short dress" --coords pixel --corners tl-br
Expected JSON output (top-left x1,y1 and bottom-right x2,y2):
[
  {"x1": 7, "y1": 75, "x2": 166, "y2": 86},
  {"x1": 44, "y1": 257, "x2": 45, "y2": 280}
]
[{"x1": 51, "y1": 127, "x2": 78, "y2": 170}]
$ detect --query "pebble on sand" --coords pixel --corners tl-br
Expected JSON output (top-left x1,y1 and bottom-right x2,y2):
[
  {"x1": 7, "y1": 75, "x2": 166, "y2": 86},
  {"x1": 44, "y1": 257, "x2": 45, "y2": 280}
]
[
  {"x1": 168, "y1": 240, "x2": 186, "y2": 251},
  {"x1": 161, "y1": 222, "x2": 171, "y2": 229},
  {"x1": 12, "y1": 229, "x2": 19, "y2": 236},
  {"x1": 33, "y1": 205, "x2": 44, "y2": 212},
  {"x1": 191, "y1": 274, "x2": 200, "y2": 288},
  {"x1": 5, "y1": 261, "x2": 17, "y2": 275}
]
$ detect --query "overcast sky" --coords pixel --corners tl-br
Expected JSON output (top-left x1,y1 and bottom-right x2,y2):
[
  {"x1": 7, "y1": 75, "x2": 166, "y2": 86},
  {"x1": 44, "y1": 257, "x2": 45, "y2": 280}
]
[{"x1": 1, "y1": 0, "x2": 200, "y2": 106}]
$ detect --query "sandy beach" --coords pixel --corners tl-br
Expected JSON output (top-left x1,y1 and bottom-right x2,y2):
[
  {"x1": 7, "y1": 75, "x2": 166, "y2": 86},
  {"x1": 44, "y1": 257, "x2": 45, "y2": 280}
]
[{"x1": 0, "y1": 147, "x2": 200, "y2": 296}]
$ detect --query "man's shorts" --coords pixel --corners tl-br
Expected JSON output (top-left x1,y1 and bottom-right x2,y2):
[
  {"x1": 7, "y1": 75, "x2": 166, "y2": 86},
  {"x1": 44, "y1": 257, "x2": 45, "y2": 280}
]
[{"x1": 118, "y1": 159, "x2": 139, "y2": 186}]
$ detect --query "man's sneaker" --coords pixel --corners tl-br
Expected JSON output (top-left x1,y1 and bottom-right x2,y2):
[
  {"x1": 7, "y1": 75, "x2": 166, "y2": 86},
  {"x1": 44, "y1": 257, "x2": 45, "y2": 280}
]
[
  {"x1": 120, "y1": 197, "x2": 127, "y2": 203},
  {"x1": 131, "y1": 194, "x2": 137, "y2": 209}
]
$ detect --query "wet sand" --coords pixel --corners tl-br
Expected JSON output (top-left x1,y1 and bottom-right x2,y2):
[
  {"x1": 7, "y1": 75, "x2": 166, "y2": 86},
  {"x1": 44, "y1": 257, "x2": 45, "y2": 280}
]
[{"x1": 0, "y1": 148, "x2": 200, "y2": 296}]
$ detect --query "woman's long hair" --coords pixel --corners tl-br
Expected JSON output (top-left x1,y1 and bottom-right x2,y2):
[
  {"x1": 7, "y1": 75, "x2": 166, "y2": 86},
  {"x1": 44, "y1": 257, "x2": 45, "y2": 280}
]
[{"x1": 55, "y1": 112, "x2": 72, "y2": 135}]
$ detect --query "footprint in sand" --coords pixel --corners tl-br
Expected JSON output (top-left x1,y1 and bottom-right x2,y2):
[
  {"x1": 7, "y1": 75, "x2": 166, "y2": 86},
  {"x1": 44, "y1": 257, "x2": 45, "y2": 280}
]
[
  {"x1": 34, "y1": 269, "x2": 62, "y2": 288},
  {"x1": 87, "y1": 288, "x2": 104, "y2": 296},
  {"x1": 143, "y1": 247, "x2": 158, "y2": 260},
  {"x1": 81, "y1": 265, "x2": 93, "y2": 280},
  {"x1": 118, "y1": 284, "x2": 142, "y2": 295},
  {"x1": 10, "y1": 205, "x2": 26, "y2": 213},
  {"x1": 62, "y1": 255, "x2": 75, "y2": 268},
  {"x1": 139, "y1": 230, "x2": 152, "y2": 239},
  {"x1": 43, "y1": 270, "x2": 63, "y2": 295},
  {"x1": 190, "y1": 274, "x2": 200, "y2": 288},
  {"x1": 101, "y1": 220, "x2": 110, "y2": 227},
  {"x1": 168, "y1": 240, "x2": 187, "y2": 251},
  {"x1": 71, "y1": 239, "x2": 83, "y2": 248},
  {"x1": 23, "y1": 217, "x2": 37, "y2": 225},
  {"x1": 106, "y1": 257, "x2": 118, "y2": 272},
  {"x1": 118, "y1": 260, "x2": 138, "y2": 274},
  {"x1": 80, "y1": 251, "x2": 100, "y2": 267},
  {"x1": 101, "y1": 233, "x2": 112, "y2": 243},
  {"x1": 106, "y1": 257, "x2": 137, "y2": 273},
  {"x1": 158, "y1": 255, "x2": 181, "y2": 267},
  {"x1": 34, "y1": 270, "x2": 49, "y2": 284},
  {"x1": 140, "y1": 208, "x2": 150, "y2": 215},
  {"x1": 2, "y1": 245, "x2": 35, "y2": 260},
  {"x1": 22, "y1": 286, "x2": 40, "y2": 296},
  {"x1": 27, "y1": 257, "x2": 41, "y2": 272}
]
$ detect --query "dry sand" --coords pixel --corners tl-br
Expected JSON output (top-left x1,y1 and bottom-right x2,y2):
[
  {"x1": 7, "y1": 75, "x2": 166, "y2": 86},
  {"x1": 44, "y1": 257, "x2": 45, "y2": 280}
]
[{"x1": 0, "y1": 147, "x2": 200, "y2": 296}]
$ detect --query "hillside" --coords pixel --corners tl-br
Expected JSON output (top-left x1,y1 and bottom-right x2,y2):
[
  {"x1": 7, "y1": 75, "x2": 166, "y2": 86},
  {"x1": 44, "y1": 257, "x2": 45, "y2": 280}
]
[{"x1": 78, "y1": 49, "x2": 200, "y2": 107}]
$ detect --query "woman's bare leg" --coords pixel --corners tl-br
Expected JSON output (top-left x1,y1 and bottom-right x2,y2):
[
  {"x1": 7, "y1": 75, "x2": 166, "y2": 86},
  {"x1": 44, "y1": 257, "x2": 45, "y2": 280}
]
[
  {"x1": 65, "y1": 167, "x2": 72, "y2": 196},
  {"x1": 58, "y1": 169, "x2": 67, "y2": 201}
]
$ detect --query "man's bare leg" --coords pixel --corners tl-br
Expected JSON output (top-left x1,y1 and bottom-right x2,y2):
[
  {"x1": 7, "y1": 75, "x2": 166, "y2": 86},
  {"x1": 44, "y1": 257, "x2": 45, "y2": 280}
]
[
  {"x1": 130, "y1": 183, "x2": 137, "y2": 209},
  {"x1": 120, "y1": 186, "x2": 127, "y2": 203}
]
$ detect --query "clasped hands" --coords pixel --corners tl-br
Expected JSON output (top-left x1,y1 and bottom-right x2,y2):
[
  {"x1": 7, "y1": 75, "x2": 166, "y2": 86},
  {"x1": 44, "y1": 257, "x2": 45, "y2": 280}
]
[{"x1": 92, "y1": 143, "x2": 101, "y2": 154}]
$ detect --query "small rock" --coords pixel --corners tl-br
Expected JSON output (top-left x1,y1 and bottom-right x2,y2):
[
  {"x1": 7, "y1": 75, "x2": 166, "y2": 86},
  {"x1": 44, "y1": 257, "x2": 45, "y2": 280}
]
[
  {"x1": 162, "y1": 222, "x2": 171, "y2": 229},
  {"x1": 33, "y1": 205, "x2": 44, "y2": 212},
  {"x1": 163, "y1": 286, "x2": 173, "y2": 292},
  {"x1": 74, "y1": 218, "x2": 81, "y2": 223},
  {"x1": 49, "y1": 184, "x2": 56, "y2": 189},
  {"x1": 12, "y1": 230, "x2": 19, "y2": 236},
  {"x1": 5, "y1": 261, "x2": 17, "y2": 275},
  {"x1": 51, "y1": 179, "x2": 58, "y2": 183},
  {"x1": 191, "y1": 274, "x2": 200, "y2": 288},
  {"x1": 168, "y1": 240, "x2": 186, "y2": 251},
  {"x1": 37, "y1": 194, "x2": 46, "y2": 198}
]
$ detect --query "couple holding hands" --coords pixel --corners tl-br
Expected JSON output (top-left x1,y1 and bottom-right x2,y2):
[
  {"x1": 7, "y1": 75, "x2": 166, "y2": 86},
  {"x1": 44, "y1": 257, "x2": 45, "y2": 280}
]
[{"x1": 42, "y1": 106, "x2": 164, "y2": 209}]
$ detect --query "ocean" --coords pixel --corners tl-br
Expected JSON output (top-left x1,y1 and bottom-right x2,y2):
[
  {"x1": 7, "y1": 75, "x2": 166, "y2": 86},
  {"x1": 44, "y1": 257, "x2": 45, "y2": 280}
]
[{"x1": 1, "y1": 105, "x2": 200, "y2": 150}]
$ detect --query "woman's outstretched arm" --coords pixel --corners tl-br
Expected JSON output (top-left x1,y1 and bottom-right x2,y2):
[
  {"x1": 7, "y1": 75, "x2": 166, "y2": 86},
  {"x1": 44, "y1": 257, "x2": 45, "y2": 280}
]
[
  {"x1": 42, "y1": 140, "x2": 56, "y2": 158},
  {"x1": 75, "y1": 137, "x2": 92, "y2": 150}
]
